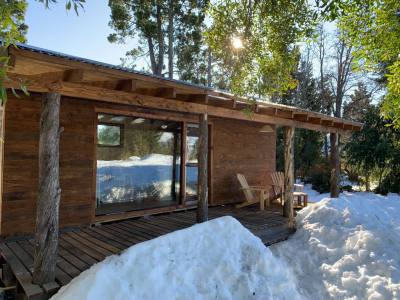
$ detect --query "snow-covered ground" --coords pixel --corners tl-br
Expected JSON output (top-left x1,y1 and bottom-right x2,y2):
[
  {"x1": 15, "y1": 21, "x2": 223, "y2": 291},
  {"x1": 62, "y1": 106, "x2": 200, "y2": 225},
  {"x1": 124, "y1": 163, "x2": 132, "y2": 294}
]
[
  {"x1": 51, "y1": 217, "x2": 302, "y2": 300},
  {"x1": 52, "y1": 188, "x2": 400, "y2": 300},
  {"x1": 271, "y1": 191, "x2": 400, "y2": 299}
]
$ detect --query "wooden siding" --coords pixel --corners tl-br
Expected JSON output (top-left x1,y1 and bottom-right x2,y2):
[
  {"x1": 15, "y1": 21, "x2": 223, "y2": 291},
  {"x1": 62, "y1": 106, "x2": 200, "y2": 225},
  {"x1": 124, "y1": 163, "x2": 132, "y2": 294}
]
[
  {"x1": 211, "y1": 118, "x2": 276, "y2": 205},
  {"x1": 1, "y1": 93, "x2": 276, "y2": 236},
  {"x1": 1, "y1": 93, "x2": 95, "y2": 236}
]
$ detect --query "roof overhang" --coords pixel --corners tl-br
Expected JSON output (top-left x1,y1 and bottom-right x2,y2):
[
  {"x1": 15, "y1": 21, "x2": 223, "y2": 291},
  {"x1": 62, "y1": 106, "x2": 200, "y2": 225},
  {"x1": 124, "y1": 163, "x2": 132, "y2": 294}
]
[{"x1": 3, "y1": 44, "x2": 363, "y2": 134}]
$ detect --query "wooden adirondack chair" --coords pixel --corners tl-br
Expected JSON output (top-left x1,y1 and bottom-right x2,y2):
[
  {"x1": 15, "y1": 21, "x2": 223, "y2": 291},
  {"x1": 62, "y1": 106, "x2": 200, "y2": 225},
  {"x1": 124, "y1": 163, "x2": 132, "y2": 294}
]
[
  {"x1": 270, "y1": 172, "x2": 308, "y2": 208},
  {"x1": 236, "y1": 173, "x2": 269, "y2": 210}
]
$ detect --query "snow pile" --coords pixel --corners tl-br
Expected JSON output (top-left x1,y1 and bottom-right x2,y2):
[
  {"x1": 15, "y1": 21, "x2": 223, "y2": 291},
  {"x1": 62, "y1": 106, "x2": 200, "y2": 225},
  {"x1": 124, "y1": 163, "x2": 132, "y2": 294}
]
[
  {"x1": 271, "y1": 192, "x2": 400, "y2": 299},
  {"x1": 52, "y1": 217, "x2": 301, "y2": 300},
  {"x1": 303, "y1": 184, "x2": 330, "y2": 203}
]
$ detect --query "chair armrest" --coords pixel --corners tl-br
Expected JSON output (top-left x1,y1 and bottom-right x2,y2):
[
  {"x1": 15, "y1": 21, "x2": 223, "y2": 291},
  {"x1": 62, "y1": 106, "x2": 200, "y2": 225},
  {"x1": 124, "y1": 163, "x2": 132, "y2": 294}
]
[
  {"x1": 294, "y1": 184, "x2": 304, "y2": 192},
  {"x1": 241, "y1": 186, "x2": 266, "y2": 191}
]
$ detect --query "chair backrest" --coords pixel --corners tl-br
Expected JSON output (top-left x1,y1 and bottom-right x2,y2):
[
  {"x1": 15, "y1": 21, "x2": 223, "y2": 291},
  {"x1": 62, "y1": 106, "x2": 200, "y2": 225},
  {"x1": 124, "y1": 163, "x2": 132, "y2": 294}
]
[
  {"x1": 270, "y1": 172, "x2": 284, "y2": 196},
  {"x1": 237, "y1": 173, "x2": 254, "y2": 202}
]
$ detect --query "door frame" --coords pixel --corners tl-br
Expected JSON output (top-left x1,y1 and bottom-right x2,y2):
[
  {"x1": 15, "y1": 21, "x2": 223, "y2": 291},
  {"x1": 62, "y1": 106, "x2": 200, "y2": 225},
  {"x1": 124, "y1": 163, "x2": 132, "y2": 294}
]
[{"x1": 91, "y1": 106, "x2": 213, "y2": 223}]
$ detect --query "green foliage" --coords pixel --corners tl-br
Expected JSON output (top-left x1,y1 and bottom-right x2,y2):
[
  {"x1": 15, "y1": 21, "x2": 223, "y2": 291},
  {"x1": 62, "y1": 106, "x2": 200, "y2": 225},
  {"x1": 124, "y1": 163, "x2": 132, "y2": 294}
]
[
  {"x1": 108, "y1": 0, "x2": 209, "y2": 79},
  {"x1": 337, "y1": 0, "x2": 400, "y2": 127},
  {"x1": 206, "y1": 0, "x2": 315, "y2": 99},
  {"x1": 0, "y1": 0, "x2": 84, "y2": 104},
  {"x1": 0, "y1": 0, "x2": 27, "y2": 43},
  {"x1": 308, "y1": 161, "x2": 331, "y2": 193},
  {"x1": 37, "y1": 0, "x2": 85, "y2": 14},
  {"x1": 343, "y1": 82, "x2": 371, "y2": 122},
  {"x1": 276, "y1": 56, "x2": 325, "y2": 188},
  {"x1": 344, "y1": 104, "x2": 400, "y2": 194}
]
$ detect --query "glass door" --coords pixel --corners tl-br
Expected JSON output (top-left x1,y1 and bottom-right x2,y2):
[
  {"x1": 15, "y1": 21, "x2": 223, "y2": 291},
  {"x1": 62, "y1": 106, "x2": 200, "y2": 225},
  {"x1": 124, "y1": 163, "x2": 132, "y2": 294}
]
[{"x1": 96, "y1": 113, "x2": 181, "y2": 215}]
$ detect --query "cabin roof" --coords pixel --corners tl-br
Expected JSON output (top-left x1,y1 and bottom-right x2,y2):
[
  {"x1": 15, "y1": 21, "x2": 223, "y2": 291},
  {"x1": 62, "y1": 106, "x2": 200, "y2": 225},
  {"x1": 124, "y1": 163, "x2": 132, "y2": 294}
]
[{"x1": 4, "y1": 43, "x2": 363, "y2": 133}]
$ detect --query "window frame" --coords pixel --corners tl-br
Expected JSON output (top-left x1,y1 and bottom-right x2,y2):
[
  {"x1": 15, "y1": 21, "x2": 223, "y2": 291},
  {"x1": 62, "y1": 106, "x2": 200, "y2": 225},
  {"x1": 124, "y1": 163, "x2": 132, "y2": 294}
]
[{"x1": 96, "y1": 122, "x2": 124, "y2": 148}]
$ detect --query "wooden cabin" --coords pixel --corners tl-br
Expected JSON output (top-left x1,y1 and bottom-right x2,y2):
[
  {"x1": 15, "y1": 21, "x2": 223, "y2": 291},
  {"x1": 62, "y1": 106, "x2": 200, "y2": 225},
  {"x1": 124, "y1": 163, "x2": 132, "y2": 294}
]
[{"x1": 0, "y1": 44, "x2": 362, "y2": 298}]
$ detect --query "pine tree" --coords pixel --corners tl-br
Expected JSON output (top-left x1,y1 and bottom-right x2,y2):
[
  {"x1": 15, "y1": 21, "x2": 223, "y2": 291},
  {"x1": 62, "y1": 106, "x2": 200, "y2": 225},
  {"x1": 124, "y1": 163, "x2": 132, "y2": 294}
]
[{"x1": 108, "y1": 0, "x2": 209, "y2": 80}]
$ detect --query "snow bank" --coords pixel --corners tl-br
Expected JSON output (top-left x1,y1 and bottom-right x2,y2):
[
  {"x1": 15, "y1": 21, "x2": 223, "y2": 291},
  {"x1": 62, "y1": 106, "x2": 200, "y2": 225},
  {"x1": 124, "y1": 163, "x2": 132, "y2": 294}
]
[
  {"x1": 52, "y1": 217, "x2": 301, "y2": 300},
  {"x1": 271, "y1": 192, "x2": 400, "y2": 299},
  {"x1": 303, "y1": 184, "x2": 330, "y2": 203}
]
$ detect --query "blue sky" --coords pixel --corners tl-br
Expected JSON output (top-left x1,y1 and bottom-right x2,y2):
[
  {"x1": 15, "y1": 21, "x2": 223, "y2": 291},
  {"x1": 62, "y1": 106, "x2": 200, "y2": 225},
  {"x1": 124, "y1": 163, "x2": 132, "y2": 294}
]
[{"x1": 25, "y1": 0, "x2": 134, "y2": 65}]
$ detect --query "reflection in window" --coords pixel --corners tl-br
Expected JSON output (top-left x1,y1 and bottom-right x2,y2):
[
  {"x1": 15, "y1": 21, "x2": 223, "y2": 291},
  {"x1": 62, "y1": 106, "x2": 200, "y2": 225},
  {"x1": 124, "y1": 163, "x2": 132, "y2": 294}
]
[
  {"x1": 96, "y1": 113, "x2": 181, "y2": 215},
  {"x1": 186, "y1": 124, "x2": 199, "y2": 201},
  {"x1": 97, "y1": 124, "x2": 122, "y2": 146}
]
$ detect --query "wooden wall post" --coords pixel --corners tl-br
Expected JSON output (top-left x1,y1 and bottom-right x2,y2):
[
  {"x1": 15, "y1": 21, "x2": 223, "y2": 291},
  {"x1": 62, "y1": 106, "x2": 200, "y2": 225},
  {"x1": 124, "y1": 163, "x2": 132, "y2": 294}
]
[
  {"x1": 283, "y1": 126, "x2": 295, "y2": 230},
  {"x1": 197, "y1": 113, "x2": 208, "y2": 223},
  {"x1": 330, "y1": 132, "x2": 340, "y2": 198},
  {"x1": 33, "y1": 92, "x2": 62, "y2": 285},
  {"x1": 0, "y1": 102, "x2": 5, "y2": 234}
]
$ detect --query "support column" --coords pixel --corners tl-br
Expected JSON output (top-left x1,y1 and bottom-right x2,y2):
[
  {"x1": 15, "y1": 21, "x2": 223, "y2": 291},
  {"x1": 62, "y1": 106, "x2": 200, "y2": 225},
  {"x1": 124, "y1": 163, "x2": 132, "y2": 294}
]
[
  {"x1": 197, "y1": 113, "x2": 208, "y2": 223},
  {"x1": 0, "y1": 102, "x2": 5, "y2": 234},
  {"x1": 330, "y1": 132, "x2": 340, "y2": 198},
  {"x1": 283, "y1": 126, "x2": 295, "y2": 230},
  {"x1": 33, "y1": 92, "x2": 62, "y2": 285}
]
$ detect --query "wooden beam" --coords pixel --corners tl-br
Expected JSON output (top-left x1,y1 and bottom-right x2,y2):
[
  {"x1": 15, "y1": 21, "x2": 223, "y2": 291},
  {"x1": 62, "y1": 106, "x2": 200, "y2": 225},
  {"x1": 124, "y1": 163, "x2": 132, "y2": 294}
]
[
  {"x1": 321, "y1": 119, "x2": 334, "y2": 127},
  {"x1": 293, "y1": 113, "x2": 308, "y2": 122},
  {"x1": 115, "y1": 79, "x2": 136, "y2": 92},
  {"x1": 176, "y1": 93, "x2": 208, "y2": 103},
  {"x1": 8, "y1": 46, "x2": 364, "y2": 130},
  {"x1": 180, "y1": 122, "x2": 187, "y2": 205},
  {"x1": 197, "y1": 113, "x2": 208, "y2": 223},
  {"x1": 62, "y1": 69, "x2": 84, "y2": 82},
  {"x1": 33, "y1": 92, "x2": 62, "y2": 285},
  {"x1": 283, "y1": 126, "x2": 295, "y2": 230},
  {"x1": 308, "y1": 116, "x2": 322, "y2": 124},
  {"x1": 4, "y1": 74, "x2": 351, "y2": 134},
  {"x1": 333, "y1": 122, "x2": 345, "y2": 129},
  {"x1": 135, "y1": 87, "x2": 176, "y2": 98}
]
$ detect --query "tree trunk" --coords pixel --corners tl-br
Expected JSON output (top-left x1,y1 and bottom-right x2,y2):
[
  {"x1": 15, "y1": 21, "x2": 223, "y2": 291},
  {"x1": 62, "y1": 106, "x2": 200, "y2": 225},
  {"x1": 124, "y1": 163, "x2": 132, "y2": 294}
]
[
  {"x1": 168, "y1": 0, "x2": 174, "y2": 79},
  {"x1": 330, "y1": 132, "x2": 340, "y2": 198},
  {"x1": 365, "y1": 173, "x2": 370, "y2": 192},
  {"x1": 196, "y1": 113, "x2": 208, "y2": 223},
  {"x1": 207, "y1": 49, "x2": 212, "y2": 87},
  {"x1": 283, "y1": 126, "x2": 295, "y2": 230},
  {"x1": 33, "y1": 92, "x2": 62, "y2": 285},
  {"x1": 155, "y1": 2, "x2": 164, "y2": 76}
]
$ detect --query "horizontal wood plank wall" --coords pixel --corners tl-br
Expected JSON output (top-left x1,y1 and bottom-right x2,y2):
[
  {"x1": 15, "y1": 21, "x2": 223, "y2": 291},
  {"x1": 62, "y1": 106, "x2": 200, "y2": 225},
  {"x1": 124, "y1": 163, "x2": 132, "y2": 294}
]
[
  {"x1": 1, "y1": 93, "x2": 95, "y2": 236},
  {"x1": 211, "y1": 118, "x2": 276, "y2": 205},
  {"x1": 1, "y1": 93, "x2": 276, "y2": 236}
]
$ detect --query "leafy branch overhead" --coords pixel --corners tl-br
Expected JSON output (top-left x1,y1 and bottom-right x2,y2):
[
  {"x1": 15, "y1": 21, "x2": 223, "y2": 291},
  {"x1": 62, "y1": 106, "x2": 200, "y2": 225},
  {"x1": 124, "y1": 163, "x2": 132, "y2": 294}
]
[
  {"x1": 0, "y1": 0, "x2": 85, "y2": 104},
  {"x1": 108, "y1": 0, "x2": 210, "y2": 84},
  {"x1": 206, "y1": 0, "x2": 315, "y2": 99}
]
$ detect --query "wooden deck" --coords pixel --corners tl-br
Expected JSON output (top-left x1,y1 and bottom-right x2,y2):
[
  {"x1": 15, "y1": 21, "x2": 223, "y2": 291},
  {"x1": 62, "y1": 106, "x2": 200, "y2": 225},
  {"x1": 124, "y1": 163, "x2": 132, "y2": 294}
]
[{"x1": 0, "y1": 205, "x2": 290, "y2": 299}]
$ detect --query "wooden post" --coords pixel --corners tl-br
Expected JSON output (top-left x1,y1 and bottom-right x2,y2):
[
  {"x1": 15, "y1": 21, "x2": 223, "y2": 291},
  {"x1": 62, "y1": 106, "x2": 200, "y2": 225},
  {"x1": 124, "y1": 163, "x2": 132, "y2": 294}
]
[
  {"x1": 196, "y1": 113, "x2": 208, "y2": 223},
  {"x1": 283, "y1": 126, "x2": 295, "y2": 230},
  {"x1": 0, "y1": 102, "x2": 5, "y2": 234},
  {"x1": 171, "y1": 130, "x2": 178, "y2": 200},
  {"x1": 180, "y1": 122, "x2": 187, "y2": 205},
  {"x1": 33, "y1": 92, "x2": 62, "y2": 285},
  {"x1": 330, "y1": 132, "x2": 340, "y2": 198}
]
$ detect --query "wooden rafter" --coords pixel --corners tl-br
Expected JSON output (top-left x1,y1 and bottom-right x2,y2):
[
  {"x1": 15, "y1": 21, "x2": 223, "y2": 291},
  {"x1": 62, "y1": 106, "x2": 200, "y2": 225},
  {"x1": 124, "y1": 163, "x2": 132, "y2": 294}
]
[
  {"x1": 4, "y1": 73, "x2": 357, "y2": 134},
  {"x1": 6, "y1": 45, "x2": 363, "y2": 133}
]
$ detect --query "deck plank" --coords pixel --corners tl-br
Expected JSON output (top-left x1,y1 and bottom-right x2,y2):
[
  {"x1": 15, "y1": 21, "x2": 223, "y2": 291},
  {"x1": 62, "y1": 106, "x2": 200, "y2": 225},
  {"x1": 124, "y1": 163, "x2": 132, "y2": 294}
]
[
  {"x1": 0, "y1": 204, "x2": 291, "y2": 300},
  {"x1": 0, "y1": 243, "x2": 44, "y2": 299}
]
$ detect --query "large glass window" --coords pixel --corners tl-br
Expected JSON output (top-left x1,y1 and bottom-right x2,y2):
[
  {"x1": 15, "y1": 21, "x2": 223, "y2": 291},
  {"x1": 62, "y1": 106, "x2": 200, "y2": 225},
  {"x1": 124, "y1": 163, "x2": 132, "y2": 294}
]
[{"x1": 96, "y1": 113, "x2": 181, "y2": 215}]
